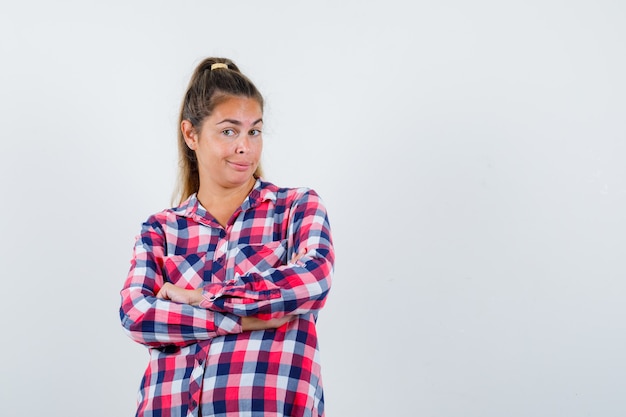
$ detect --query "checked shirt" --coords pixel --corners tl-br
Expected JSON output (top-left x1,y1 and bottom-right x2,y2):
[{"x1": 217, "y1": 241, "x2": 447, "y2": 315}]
[{"x1": 120, "y1": 179, "x2": 334, "y2": 417}]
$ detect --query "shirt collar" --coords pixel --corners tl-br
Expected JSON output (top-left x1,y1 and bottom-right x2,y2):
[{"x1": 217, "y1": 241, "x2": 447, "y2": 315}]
[{"x1": 172, "y1": 178, "x2": 279, "y2": 223}]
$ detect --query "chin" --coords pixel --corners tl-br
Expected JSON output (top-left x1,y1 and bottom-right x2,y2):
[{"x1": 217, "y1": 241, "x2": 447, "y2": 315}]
[{"x1": 229, "y1": 174, "x2": 255, "y2": 186}]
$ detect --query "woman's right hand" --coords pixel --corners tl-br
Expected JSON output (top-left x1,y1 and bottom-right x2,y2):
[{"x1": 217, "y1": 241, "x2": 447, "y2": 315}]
[
  {"x1": 239, "y1": 249, "x2": 307, "y2": 332},
  {"x1": 290, "y1": 248, "x2": 307, "y2": 264}
]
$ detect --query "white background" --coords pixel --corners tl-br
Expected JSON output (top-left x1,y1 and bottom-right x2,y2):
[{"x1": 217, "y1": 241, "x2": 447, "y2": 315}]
[{"x1": 1, "y1": 1, "x2": 625, "y2": 416}]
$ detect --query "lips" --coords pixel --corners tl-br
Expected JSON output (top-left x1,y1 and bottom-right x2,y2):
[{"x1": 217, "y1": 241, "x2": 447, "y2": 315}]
[{"x1": 227, "y1": 161, "x2": 252, "y2": 171}]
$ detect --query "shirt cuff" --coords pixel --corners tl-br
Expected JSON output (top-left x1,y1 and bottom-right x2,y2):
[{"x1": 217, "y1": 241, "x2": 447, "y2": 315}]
[{"x1": 213, "y1": 311, "x2": 242, "y2": 335}]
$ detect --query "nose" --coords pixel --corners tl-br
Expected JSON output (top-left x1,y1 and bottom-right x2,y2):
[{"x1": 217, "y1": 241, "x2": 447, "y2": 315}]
[{"x1": 235, "y1": 135, "x2": 250, "y2": 154}]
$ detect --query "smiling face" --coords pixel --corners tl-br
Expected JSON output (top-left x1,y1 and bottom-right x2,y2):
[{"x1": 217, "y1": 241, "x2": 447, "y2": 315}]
[{"x1": 182, "y1": 95, "x2": 263, "y2": 193}]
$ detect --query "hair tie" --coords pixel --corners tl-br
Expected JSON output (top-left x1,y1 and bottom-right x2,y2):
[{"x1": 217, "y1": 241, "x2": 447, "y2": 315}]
[{"x1": 211, "y1": 63, "x2": 229, "y2": 70}]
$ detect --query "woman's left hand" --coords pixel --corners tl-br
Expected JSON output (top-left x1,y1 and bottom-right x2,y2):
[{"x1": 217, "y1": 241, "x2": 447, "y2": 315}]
[{"x1": 156, "y1": 283, "x2": 203, "y2": 306}]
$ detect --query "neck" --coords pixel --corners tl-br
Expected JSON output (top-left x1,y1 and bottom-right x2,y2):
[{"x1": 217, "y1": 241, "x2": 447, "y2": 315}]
[{"x1": 196, "y1": 177, "x2": 256, "y2": 226}]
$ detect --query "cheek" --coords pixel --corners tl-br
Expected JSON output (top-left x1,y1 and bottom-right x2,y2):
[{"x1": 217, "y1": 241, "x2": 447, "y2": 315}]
[{"x1": 252, "y1": 140, "x2": 263, "y2": 158}]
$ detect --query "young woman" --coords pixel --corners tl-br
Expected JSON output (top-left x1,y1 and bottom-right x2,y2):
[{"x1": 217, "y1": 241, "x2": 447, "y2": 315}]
[{"x1": 120, "y1": 57, "x2": 334, "y2": 417}]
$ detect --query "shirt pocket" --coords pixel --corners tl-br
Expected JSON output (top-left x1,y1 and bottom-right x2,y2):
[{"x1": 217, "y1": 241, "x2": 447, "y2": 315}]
[
  {"x1": 233, "y1": 240, "x2": 288, "y2": 277},
  {"x1": 163, "y1": 253, "x2": 209, "y2": 289}
]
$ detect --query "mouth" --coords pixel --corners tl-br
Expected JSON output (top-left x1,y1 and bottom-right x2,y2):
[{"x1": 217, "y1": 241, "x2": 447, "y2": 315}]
[{"x1": 227, "y1": 161, "x2": 252, "y2": 171}]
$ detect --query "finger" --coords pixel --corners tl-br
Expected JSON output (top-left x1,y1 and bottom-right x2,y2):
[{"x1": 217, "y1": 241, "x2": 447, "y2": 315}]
[
  {"x1": 156, "y1": 283, "x2": 171, "y2": 299},
  {"x1": 291, "y1": 247, "x2": 307, "y2": 263}
]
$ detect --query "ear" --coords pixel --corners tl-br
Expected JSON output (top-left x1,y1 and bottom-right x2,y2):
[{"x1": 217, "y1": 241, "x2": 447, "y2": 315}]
[{"x1": 181, "y1": 120, "x2": 198, "y2": 150}]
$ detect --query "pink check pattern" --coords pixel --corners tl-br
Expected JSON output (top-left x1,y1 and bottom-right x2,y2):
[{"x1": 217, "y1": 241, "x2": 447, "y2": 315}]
[{"x1": 120, "y1": 180, "x2": 334, "y2": 417}]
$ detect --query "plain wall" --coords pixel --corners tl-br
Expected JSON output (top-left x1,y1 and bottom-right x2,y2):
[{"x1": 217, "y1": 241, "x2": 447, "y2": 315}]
[{"x1": 1, "y1": 1, "x2": 625, "y2": 416}]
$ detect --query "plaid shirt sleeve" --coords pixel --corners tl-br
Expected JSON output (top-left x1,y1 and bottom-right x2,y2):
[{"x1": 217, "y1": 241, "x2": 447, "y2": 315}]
[
  {"x1": 199, "y1": 189, "x2": 334, "y2": 319},
  {"x1": 119, "y1": 219, "x2": 242, "y2": 348}
]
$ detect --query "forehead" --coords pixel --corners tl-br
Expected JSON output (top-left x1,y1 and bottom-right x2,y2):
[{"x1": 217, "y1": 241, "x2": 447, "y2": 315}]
[{"x1": 210, "y1": 95, "x2": 263, "y2": 121}]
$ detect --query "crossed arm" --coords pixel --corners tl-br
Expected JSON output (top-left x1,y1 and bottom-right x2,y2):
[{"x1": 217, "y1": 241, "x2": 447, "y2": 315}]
[
  {"x1": 155, "y1": 249, "x2": 308, "y2": 331},
  {"x1": 120, "y1": 189, "x2": 334, "y2": 348}
]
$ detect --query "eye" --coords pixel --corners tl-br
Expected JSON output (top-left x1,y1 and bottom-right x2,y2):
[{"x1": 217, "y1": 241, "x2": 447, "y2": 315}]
[
  {"x1": 222, "y1": 128, "x2": 236, "y2": 137},
  {"x1": 249, "y1": 129, "x2": 262, "y2": 136}
]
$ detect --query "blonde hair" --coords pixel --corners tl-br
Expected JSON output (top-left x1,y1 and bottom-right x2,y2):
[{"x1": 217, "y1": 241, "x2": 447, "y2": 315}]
[{"x1": 174, "y1": 57, "x2": 264, "y2": 204}]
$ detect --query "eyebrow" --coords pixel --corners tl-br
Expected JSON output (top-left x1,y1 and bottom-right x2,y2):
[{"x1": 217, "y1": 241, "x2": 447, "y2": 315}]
[{"x1": 216, "y1": 118, "x2": 263, "y2": 126}]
